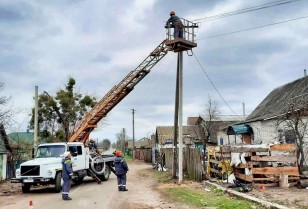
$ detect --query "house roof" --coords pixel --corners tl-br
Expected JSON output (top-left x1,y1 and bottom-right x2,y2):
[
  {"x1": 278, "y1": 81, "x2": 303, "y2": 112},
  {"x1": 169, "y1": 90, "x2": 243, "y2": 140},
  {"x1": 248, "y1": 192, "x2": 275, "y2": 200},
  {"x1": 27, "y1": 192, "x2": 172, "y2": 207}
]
[
  {"x1": 8, "y1": 132, "x2": 34, "y2": 144},
  {"x1": 156, "y1": 125, "x2": 202, "y2": 144},
  {"x1": 246, "y1": 76, "x2": 308, "y2": 122},
  {"x1": 200, "y1": 115, "x2": 243, "y2": 122},
  {"x1": 187, "y1": 117, "x2": 199, "y2": 125}
]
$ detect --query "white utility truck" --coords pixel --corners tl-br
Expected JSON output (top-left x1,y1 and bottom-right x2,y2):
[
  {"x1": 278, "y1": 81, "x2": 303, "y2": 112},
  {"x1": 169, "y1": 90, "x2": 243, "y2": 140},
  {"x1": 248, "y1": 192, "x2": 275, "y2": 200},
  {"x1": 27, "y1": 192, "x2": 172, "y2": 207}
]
[{"x1": 11, "y1": 142, "x2": 115, "y2": 193}]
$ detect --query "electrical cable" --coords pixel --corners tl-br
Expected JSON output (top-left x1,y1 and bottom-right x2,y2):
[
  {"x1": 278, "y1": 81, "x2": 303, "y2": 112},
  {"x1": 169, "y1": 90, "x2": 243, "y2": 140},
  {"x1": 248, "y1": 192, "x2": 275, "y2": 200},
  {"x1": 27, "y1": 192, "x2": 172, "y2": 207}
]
[
  {"x1": 193, "y1": 53, "x2": 243, "y2": 120},
  {"x1": 197, "y1": 15, "x2": 308, "y2": 40},
  {"x1": 193, "y1": 0, "x2": 303, "y2": 22}
]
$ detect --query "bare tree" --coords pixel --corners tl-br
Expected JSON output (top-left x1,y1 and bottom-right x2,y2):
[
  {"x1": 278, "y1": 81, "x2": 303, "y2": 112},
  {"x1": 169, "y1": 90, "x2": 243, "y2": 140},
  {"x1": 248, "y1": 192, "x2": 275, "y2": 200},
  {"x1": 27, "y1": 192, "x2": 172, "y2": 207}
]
[
  {"x1": 201, "y1": 96, "x2": 220, "y2": 153},
  {"x1": 0, "y1": 82, "x2": 12, "y2": 123},
  {"x1": 276, "y1": 94, "x2": 308, "y2": 175},
  {"x1": 115, "y1": 128, "x2": 128, "y2": 154}
]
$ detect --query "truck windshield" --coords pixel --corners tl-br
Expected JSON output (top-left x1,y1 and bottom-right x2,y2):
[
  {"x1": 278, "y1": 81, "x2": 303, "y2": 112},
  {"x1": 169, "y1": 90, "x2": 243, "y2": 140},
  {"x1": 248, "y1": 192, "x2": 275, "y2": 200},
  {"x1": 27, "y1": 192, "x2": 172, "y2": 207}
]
[{"x1": 36, "y1": 145, "x2": 66, "y2": 158}]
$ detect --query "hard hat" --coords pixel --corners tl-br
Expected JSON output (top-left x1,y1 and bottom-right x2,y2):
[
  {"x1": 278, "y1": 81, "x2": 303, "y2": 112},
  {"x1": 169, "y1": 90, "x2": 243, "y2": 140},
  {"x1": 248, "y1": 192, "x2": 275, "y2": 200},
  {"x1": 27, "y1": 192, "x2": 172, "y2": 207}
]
[
  {"x1": 63, "y1": 151, "x2": 71, "y2": 158},
  {"x1": 115, "y1": 150, "x2": 122, "y2": 157},
  {"x1": 90, "y1": 138, "x2": 94, "y2": 142},
  {"x1": 170, "y1": 11, "x2": 175, "y2": 15}
]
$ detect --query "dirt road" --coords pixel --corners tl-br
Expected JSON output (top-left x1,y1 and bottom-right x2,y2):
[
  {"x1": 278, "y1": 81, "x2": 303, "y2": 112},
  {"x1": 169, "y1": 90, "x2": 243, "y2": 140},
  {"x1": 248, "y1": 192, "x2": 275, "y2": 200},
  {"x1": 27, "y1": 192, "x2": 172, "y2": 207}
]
[{"x1": 0, "y1": 160, "x2": 194, "y2": 209}]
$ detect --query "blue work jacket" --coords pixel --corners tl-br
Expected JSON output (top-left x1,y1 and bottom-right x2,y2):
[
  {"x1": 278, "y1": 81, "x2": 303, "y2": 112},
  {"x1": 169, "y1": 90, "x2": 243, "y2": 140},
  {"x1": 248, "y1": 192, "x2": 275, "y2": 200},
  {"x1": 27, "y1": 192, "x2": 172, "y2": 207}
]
[
  {"x1": 62, "y1": 158, "x2": 73, "y2": 180},
  {"x1": 114, "y1": 156, "x2": 128, "y2": 175}
]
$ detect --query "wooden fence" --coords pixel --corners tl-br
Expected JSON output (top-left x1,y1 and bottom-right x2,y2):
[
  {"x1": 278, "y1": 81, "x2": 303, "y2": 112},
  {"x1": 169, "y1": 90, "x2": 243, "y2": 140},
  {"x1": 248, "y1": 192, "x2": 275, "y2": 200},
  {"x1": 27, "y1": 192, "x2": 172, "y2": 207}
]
[
  {"x1": 134, "y1": 148, "x2": 152, "y2": 163},
  {"x1": 160, "y1": 148, "x2": 202, "y2": 181}
]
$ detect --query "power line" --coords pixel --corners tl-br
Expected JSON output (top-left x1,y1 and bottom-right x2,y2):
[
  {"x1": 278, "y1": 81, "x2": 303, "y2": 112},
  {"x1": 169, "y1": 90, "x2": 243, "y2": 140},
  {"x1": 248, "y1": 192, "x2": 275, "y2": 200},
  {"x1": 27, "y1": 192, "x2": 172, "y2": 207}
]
[
  {"x1": 193, "y1": 53, "x2": 243, "y2": 120},
  {"x1": 197, "y1": 15, "x2": 308, "y2": 40},
  {"x1": 193, "y1": 0, "x2": 303, "y2": 22}
]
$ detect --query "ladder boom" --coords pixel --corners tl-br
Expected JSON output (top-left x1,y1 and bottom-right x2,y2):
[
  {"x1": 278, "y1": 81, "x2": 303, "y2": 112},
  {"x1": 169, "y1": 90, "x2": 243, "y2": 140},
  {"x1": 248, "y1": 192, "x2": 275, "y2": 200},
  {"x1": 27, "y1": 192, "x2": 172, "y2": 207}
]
[{"x1": 69, "y1": 40, "x2": 169, "y2": 143}]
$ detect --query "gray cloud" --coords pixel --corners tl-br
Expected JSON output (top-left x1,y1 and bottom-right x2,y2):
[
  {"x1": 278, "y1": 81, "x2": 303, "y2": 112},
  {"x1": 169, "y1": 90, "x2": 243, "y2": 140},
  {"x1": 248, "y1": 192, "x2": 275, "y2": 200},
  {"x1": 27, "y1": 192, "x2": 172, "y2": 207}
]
[{"x1": 0, "y1": 0, "x2": 307, "y2": 141}]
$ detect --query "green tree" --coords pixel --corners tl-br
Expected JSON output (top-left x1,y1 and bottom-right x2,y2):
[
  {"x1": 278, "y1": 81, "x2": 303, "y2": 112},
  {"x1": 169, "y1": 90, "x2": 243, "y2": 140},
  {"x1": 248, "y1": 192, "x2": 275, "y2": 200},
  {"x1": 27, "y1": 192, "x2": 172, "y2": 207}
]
[
  {"x1": 98, "y1": 139, "x2": 111, "y2": 150},
  {"x1": 30, "y1": 77, "x2": 96, "y2": 142}
]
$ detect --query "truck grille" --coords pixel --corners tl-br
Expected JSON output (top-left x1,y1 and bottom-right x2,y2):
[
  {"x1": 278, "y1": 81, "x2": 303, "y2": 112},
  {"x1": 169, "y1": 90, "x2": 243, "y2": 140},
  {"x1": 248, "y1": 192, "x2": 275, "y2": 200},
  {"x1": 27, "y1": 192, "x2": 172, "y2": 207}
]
[{"x1": 21, "y1": 165, "x2": 40, "y2": 176}]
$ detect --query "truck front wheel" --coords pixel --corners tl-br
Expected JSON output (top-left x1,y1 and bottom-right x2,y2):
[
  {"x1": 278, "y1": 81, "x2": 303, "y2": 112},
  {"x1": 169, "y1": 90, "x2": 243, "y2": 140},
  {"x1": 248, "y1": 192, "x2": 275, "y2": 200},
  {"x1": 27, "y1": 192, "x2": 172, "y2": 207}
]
[
  {"x1": 22, "y1": 184, "x2": 31, "y2": 193},
  {"x1": 54, "y1": 172, "x2": 62, "y2": 193}
]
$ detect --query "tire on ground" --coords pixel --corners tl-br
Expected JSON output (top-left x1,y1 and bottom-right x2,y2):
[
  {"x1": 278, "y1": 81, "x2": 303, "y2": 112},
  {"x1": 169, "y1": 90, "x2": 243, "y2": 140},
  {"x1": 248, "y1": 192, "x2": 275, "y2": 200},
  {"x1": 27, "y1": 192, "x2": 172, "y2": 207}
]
[{"x1": 98, "y1": 164, "x2": 111, "y2": 181}]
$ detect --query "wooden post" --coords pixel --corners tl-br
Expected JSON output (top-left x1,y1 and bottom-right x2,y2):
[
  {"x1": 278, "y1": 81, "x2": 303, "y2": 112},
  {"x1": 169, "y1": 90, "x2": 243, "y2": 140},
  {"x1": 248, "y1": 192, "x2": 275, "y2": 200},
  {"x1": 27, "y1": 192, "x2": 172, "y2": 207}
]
[{"x1": 279, "y1": 174, "x2": 289, "y2": 188}]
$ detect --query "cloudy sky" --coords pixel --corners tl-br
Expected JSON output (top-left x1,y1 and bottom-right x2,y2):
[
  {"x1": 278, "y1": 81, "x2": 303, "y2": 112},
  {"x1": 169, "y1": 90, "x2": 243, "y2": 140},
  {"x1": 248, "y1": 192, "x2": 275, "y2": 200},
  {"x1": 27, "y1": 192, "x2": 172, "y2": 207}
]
[{"x1": 1, "y1": 0, "x2": 307, "y2": 143}]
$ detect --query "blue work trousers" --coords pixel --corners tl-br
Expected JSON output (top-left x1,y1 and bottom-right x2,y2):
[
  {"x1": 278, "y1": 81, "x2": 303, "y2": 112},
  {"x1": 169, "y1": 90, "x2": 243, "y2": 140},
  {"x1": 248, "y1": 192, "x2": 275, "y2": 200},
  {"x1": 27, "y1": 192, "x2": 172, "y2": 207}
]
[
  {"x1": 62, "y1": 179, "x2": 71, "y2": 197},
  {"x1": 117, "y1": 173, "x2": 127, "y2": 189},
  {"x1": 174, "y1": 27, "x2": 183, "y2": 39}
]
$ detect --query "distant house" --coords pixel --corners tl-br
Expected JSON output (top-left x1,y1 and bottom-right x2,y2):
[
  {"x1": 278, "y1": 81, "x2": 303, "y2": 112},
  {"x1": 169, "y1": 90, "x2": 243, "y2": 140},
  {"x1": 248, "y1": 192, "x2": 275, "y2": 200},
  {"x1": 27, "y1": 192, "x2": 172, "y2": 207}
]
[
  {"x1": 0, "y1": 124, "x2": 12, "y2": 180},
  {"x1": 8, "y1": 131, "x2": 34, "y2": 161},
  {"x1": 188, "y1": 115, "x2": 242, "y2": 145},
  {"x1": 217, "y1": 76, "x2": 308, "y2": 146},
  {"x1": 245, "y1": 76, "x2": 308, "y2": 145},
  {"x1": 127, "y1": 137, "x2": 152, "y2": 149},
  {"x1": 155, "y1": 125, "x2": 203, "y2": 148}
]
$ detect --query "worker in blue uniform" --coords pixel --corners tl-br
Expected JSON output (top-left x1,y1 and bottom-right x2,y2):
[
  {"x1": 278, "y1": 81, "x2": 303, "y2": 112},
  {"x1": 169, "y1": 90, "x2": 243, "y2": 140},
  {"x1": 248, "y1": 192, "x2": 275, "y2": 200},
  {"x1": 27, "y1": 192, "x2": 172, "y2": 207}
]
[
  {"x1": 89, "y1": 138, "x2": 98, "y2": 151},
  {"x1": 165, "y1": 11, "x2": 184, "y2": 39},
  {"x1": 62, "y1": 151, "x2": 73, "y2": 200},
  {"x1": 114, "y1": 150, "x2": 129, "y2": 191}
]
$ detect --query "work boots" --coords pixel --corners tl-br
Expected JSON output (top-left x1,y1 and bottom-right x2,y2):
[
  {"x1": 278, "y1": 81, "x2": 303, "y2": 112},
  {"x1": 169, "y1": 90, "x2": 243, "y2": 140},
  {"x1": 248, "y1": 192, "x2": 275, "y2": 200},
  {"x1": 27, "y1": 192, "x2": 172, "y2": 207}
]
[
  {"x1": 62, "y1": 195, "x2": 72, "y2": 200},
  {"x1": 121, "y1": 186, "x2": 128, "y2": 192}
]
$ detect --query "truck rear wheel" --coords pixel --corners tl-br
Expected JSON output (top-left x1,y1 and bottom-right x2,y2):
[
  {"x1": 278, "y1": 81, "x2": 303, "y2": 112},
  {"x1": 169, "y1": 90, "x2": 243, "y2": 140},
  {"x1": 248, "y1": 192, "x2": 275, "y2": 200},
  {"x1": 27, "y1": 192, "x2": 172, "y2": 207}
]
[
  {"x1": 54, "y1": 172, "x2": 62, "y2": 193},
  {"x1": 98, "y1": 165, "x2": 110, "y2": 181},
  {"x1": 22, "y1": 184, "x2": 31, "y2": 193}
]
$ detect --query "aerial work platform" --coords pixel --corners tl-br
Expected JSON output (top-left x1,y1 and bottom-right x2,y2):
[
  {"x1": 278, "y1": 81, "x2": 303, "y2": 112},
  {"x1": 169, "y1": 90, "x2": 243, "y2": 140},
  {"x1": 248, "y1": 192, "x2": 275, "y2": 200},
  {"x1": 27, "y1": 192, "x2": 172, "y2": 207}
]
[
  {"x1": 68, "y1": 18, "x2": 198, "y2": 144},
  {"x1": 165, "y1": 18, "x2": 198, "y2": 52}
]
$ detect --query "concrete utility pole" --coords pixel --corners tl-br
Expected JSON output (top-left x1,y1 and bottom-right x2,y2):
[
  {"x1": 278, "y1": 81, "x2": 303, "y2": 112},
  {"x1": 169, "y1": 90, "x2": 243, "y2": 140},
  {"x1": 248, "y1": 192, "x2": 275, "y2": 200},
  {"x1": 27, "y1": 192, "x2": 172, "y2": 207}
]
[
  {"x1": 34, "y1": 86, "x2": 38, "y2": 156},
  {"x1": 178, "y1": 51, "x2": 183, "y2": 183},
  {"x1": 173, "y1": 53, "x2": 180, "y2": 179},
  {"x1": 242, "y1": 102, "x2": 246, "y2": 121},
  {"x1": 123, "y1": 128, "x2": 126, "y2": 154},
  {"x1": 132, "y1": 109, "x2": 135, "y2": 160}
]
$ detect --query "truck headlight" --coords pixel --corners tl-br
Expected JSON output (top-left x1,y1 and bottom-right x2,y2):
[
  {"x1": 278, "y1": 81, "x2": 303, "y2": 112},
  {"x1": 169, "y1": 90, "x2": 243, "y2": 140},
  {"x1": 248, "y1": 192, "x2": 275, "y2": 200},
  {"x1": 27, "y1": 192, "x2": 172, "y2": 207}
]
[{"x1": 47, "y1": 170, "x2": 52, "y2": 176}]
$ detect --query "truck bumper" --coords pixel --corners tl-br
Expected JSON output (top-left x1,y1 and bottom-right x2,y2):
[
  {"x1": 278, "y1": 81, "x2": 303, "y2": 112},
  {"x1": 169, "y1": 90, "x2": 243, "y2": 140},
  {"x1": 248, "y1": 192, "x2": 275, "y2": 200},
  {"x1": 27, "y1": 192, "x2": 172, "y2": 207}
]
[{"x1": 11, "y1": 178, "x2": 54, "y2": 184}]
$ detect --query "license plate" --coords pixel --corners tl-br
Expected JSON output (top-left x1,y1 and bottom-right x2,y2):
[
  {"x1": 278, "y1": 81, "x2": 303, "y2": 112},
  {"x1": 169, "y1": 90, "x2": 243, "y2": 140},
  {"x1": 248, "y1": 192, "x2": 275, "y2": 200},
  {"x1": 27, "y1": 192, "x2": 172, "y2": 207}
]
[{"x1": 23, "y1": 179, "x2": 34, "y2": 183}]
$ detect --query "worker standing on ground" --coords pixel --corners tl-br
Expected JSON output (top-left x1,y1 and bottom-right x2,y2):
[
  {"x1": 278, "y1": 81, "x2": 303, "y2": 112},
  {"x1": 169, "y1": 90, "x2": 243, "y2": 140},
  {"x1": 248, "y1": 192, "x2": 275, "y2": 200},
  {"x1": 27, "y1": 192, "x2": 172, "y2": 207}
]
[
  {"x1": 114, "y1": 150, "x2": 129, "y2": 191},
  {"x1": 165, "y1": 11, "x2": 184, "y2": 39},
  {"x1": 62, "y1": 151, "x2": 73, "y2": 200}
]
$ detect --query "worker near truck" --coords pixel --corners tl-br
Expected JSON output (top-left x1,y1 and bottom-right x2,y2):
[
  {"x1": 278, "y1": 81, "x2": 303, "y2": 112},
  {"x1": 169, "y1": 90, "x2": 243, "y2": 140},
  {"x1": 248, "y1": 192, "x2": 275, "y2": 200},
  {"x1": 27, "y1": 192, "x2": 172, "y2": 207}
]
[
  {"x1": 62, "y1": 151, "x2": 73, "y2": 200},
  {"x1": 165, "y1": 11, "x2": 184, "y2": 39},
  {"x1": 114, "y1": 150, "x2": 129, "y2": 191}
]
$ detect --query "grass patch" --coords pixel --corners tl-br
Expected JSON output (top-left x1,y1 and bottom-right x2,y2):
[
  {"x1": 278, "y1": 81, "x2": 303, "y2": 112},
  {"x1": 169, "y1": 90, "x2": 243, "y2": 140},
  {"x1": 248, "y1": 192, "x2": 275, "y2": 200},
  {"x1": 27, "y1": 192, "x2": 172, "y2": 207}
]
[
  {"x1": 152, "y1": 170, "x2": 262, "y2": 209},
  {"x1": 124, "y1": 154, "x2": 133, "y2": 161},
  {"x1": 165, "y1": 187, "x2": 262, "y2": 209}
]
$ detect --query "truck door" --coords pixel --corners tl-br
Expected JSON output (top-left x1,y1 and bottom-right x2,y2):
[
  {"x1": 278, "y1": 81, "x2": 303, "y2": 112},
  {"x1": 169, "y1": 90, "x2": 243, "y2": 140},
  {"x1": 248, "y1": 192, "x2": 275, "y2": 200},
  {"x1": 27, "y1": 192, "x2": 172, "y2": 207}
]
[{"x1": 68, "y1": 145, "x2": 86, "y2": 171}]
